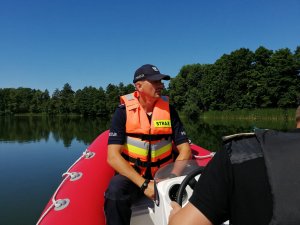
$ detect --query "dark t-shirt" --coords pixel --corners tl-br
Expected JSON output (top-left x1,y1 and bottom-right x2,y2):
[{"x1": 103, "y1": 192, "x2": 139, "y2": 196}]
[
  {"x1": 108, "y1": 104, "x2": 189, "y2": 146},
  {"x1": 189, "y1": 136, "x2": 273, "y2": 225}
]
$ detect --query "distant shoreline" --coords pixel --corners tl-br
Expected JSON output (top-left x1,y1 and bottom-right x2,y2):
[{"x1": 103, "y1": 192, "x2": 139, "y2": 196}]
[
  {"x1": 3, "y1": 108, "x2": 295, "y2": 121},
  {"x1": 202, "y1": 108, "x2": 296, "y2": 121}
]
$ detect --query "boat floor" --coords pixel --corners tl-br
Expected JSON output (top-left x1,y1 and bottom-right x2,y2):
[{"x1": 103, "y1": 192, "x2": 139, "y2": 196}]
[
  {"x1": 130, "y1": 196, "x2": 230, "y2": 225},
  {"x1": 131, "y1": 196, "x2": 155, "y2": 225}
]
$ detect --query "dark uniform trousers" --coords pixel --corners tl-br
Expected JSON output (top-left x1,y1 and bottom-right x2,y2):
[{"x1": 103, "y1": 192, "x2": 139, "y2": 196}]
[{"x1": 104, "y1": 174, "x2": 144, "y2": 225}]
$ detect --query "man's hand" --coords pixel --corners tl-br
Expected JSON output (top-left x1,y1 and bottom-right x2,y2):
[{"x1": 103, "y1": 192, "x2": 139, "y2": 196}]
[
  {"x1": 144, "y1": 180, "x2": 155, "y2": 200},
  {"x1": 169, "y1": 201, "x2": 182, "y2": 220}
]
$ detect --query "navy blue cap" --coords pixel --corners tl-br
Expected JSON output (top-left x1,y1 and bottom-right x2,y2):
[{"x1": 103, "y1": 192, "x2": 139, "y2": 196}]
[{"x1": 133, "y1": 64, "x2": 170, "y2": 83}]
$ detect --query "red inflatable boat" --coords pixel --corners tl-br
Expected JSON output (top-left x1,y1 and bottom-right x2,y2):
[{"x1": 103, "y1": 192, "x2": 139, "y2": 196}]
[{"x1": 37, "y1": 130, "x2": 213, "y2": 225}]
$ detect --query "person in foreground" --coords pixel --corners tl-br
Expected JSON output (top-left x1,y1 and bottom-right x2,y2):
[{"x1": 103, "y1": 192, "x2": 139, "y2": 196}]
[
  {"x1": 169, "y1": 106, "x2": 300, "y2": 225},
  {"x1": 105, "y1": 64, "x2": 191, "y2": 225}
]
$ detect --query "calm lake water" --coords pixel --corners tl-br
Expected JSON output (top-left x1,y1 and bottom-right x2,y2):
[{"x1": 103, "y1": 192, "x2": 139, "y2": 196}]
[{"x1": 0, "y1": 115, "x2": 295, "y2": 225}]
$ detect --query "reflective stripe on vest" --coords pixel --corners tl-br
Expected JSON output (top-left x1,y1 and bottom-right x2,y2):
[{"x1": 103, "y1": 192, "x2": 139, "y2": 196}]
[{"x1": 123, "y1": 136, "x2": 172, "y2": 162}]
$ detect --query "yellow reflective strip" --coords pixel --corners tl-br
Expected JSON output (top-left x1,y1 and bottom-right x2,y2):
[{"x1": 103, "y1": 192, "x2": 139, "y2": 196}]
[
  {"x1": 124, "y1": 143, "x2": 148, "y2": 157},
  {"x1": 151, "y1": 143, "x2": 172, "y2": 157}
]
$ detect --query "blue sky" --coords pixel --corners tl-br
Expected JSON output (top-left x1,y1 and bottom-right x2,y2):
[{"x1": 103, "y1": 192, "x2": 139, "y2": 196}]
[{"x1": 0, "y1": 0, "x2": 299, "y2": 95}]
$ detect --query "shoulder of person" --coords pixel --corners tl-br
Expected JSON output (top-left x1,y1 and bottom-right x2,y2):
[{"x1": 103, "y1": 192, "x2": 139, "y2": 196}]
[
  {"x1": 169, "y1": 104, "x2": 177, "y2": 112},
  {"x1": 117, "y1": 104, "x2": 125, "y2": 109},
  {"x1": 169, "y1": 104, "x2": 180, "y2": 119},
  {"x1": 222, "y1": 132, "x2": 264, "y2": 164},
  {"x1": 112, "y1": 104, "x2": 126, "y2": 118}
]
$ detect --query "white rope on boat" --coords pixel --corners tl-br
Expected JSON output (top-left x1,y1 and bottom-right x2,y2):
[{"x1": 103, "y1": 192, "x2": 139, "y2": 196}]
[
  {"x1": 35, "y1": 204, "x2": 54, "y2": 225},
  {"x1": 36, "y1": 174, "x2": 70, "y2": 225},
  {"x1": 193, "y1": 152, "x2": 215, "y2": 159},
  {"x1": 36, "y1": 149, "x2": 92, "y2": 225}
]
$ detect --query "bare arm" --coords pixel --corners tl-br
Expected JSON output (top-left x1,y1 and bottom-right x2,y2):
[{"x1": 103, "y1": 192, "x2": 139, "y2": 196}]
[
  {"x1": 169, "y1": 202, "x2": 213, "y2": 225},
  {"x1": 175, "y1": 142, "x2": 191, "y2": 161},
  {"x1": 170, "y1": 142, "x2": 191, "y2": 176}
]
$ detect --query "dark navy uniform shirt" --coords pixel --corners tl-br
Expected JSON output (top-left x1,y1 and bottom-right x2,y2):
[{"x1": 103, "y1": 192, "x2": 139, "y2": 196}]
[{"x1": 108, "y1": 104, "x2": 189, "y2": 146}]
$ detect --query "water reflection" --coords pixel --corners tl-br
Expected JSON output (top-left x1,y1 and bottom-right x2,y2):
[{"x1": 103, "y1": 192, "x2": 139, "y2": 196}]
[
  {"x1": 0, "y1": 115, "x2": 295, "y2": 151},
  {"x1": 0, "y1": 116, "x2": 110, "y2": 146},
  {"x1": 183, "y1": 117, "x2": 295, "y2": 152}
]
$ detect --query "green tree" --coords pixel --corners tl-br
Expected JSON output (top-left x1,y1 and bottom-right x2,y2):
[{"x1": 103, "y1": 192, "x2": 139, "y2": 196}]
[
  {"x1": 169, "y1": 75, "x2": 188, "y2": 110},
  {"x1": 49, "y1": 88, "x2": 61, "y2": 114},
  {"x1": 270, "y1": 48, "x2": 300, "y2": 107},
  {"x1": 170, "y1": 46, "x2": 300, "y2": 112},
  {"x1": 105, "y1": 83, "x2": 120, "y2": 114},
  {"x1": 0, "y1": 89, "x2": 6, "y2": 115},
  {"x1": 75, "y1": 86, "x2": 108, "y2": 116},
  {"x1": 60, "y1": 83, "x2": 75, "y2": 113}
]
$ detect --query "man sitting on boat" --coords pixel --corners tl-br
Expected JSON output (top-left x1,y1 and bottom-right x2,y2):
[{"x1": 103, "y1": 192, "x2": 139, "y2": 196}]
[
  {"x1": 105, "y1": 64, "x2": 191, "y2": 225},
  {"x1": 169, "y1": 105, "x2": 300, "y2": 225}
]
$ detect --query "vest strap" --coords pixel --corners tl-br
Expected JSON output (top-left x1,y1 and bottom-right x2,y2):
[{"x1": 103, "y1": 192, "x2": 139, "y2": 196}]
[
  {"x1": 121, "y1": 153, "x2": 173, "y2": 168},
  {"x1": 126, "y1": 133, "x2": 171, "y2": 141}
]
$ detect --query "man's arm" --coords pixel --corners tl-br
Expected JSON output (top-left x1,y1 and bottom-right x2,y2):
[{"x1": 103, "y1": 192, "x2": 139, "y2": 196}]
[
  {"x1": 169, "y1": 142, "x2": 191, "y2": 176},
  {"x1": 175, "y1": 142, "x2": 191, "y2": 161},
  {"x1": 107, "y1": 144, "x2": 154, "y2": 199},
  {"x1": 169, "y1": 202, "x2": 213, "y2": 225},
  {"x1": 169, "y1": 105, "x2": 191, "y2": 161},
  {"x1": 169, "y1": 104, "x2": 191, "y2": 175},
  {"x1": 107, "y1": 106, "x2": 145, "y2": 188}
]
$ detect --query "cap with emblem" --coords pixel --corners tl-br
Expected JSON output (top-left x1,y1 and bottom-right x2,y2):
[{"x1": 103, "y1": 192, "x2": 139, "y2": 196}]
[{"x1": 133, "y1": 64, "x2": 171, "y2": 83}]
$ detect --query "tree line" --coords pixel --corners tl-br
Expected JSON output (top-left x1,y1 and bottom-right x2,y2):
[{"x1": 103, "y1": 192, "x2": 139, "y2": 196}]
[
  {"x1": 0, "y1": 46, "x2": 299, "y2": 117},
  {"x1": 0, "y1": 83, "x2": 135, "y2": 116},
  {"x1": 169, "y1": 46, "x2": 300, "y2": 118}
]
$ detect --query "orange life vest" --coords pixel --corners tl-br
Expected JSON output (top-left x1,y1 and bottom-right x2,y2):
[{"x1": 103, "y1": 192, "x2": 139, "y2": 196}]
[{"x1": 120, "y1": 91, "x2": 173, "y2": 177}]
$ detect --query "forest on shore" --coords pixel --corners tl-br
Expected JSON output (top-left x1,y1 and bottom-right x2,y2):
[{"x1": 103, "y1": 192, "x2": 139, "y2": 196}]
[{"x1": 1, "y1": 46, "x2": 299, "y2": 117}]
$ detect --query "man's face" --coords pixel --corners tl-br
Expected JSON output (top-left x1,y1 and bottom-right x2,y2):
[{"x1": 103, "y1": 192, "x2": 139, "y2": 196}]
[{"x1": 136, "y1": 79, "x2": 165, "y2": 98}]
